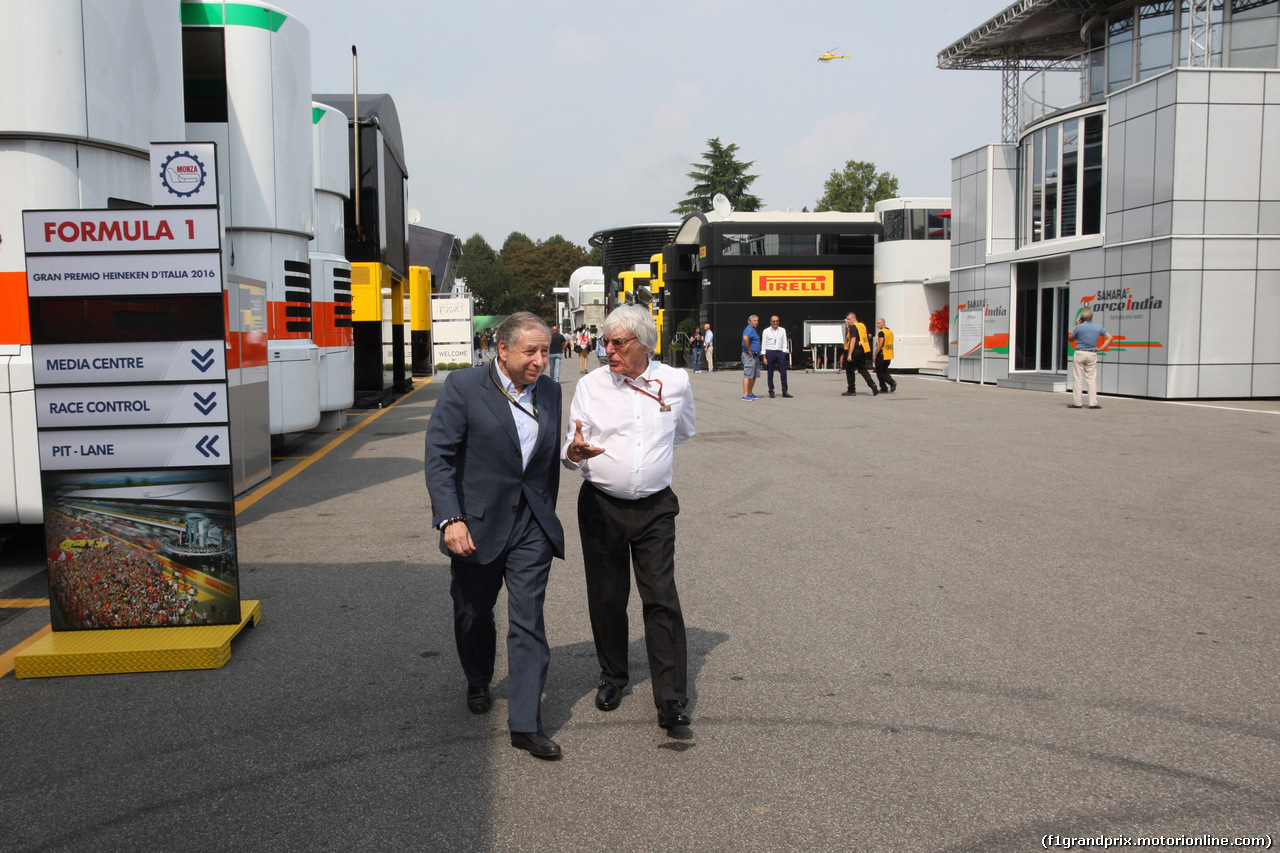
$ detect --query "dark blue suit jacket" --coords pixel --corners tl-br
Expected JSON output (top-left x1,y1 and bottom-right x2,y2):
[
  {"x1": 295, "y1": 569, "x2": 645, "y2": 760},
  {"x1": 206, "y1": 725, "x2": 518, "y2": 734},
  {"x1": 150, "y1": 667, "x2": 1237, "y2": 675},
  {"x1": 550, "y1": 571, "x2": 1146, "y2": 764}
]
[{"x1": 424, "y1": 364, "x2": 564, "y2": 565}]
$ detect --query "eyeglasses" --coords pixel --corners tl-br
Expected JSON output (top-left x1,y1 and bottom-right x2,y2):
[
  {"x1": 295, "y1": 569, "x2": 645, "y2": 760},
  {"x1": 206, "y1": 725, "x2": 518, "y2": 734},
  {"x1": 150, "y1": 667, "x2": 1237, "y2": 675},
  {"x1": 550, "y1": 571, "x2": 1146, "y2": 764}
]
[{"x1": 603, "y1": 336, "x2": 636, "y2": 349}]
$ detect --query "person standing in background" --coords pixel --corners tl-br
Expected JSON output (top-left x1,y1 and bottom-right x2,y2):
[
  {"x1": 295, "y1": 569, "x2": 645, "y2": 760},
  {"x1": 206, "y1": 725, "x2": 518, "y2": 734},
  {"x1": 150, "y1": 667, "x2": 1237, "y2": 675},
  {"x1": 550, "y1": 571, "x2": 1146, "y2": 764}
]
[
  {"x1": 761, "y1": 315, "x2": 792, "y2": 398},
  {"x1": 741, "y1": 315, "x2": 761, "y2": 401},
  {"x1": 689, "y1": 326, "x2": 704, "y2": 373},
  {"x1": 703, "y1": 323, "x2": 715, "y2": 372},
  {"x1": 1068, "y1": 309, "x2": 1113, "y2": 409},
  {"x1": 548, "y1": 325, "x2": 567, "y2": 382}
]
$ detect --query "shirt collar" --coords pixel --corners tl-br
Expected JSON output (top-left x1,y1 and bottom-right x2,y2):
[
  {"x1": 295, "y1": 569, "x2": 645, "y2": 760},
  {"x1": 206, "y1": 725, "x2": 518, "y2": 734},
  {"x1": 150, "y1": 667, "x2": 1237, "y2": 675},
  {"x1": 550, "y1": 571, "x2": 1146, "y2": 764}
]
[
  {"x1": 609, "y1": 358, "x2": 657, "y2": 388},
  {"x1": 494, "y1": 361, "x2": 531, "y2": 399}
]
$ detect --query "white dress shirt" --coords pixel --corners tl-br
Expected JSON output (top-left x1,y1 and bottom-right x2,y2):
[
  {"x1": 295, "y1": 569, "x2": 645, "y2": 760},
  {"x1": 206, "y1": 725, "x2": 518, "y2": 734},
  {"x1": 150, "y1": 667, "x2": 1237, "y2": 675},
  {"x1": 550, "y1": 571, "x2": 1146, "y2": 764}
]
[
  {"x1": 562, "y1": 361, "x2": 695, "y2": 499},
  {"x1": 761, "y1": 326, "x2": 790, "y2": 353}
]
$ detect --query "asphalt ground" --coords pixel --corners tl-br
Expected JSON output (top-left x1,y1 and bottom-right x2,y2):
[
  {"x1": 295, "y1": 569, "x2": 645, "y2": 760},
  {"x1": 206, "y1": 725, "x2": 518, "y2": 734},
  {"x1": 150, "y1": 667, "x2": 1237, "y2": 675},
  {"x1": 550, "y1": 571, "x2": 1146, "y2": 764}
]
[{"x1": 1, "y1": 366, "x2": 1278, "y2": 852}]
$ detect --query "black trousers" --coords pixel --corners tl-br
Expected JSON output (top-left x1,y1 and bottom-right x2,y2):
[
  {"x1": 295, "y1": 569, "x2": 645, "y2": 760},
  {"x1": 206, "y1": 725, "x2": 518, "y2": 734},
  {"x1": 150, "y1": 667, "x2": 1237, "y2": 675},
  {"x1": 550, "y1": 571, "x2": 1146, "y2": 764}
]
[
  {"x1": 875, "y1": 355, "x2": 896, "y2": 392},
  {"x1": 578, "y1": 481, "x2": 687, "y2": 707},
  {"x1": 846, "y1": 352, "x2": 876, "y2": 392}
]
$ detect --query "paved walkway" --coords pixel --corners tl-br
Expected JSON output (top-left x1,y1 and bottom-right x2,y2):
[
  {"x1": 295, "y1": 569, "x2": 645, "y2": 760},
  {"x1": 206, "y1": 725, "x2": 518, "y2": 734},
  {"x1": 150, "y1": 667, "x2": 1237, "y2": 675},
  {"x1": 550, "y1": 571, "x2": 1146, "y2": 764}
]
[{"x1": 2, "y1": 369, "x2": 1277, "y2": 852}]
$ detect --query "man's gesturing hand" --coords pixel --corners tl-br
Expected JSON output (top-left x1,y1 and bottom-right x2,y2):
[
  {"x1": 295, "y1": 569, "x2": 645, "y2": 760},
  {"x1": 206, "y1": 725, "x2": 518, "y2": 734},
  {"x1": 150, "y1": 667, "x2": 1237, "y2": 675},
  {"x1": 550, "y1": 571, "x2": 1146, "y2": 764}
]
[{"x1": 566, "y1": 418, "x2": 605, "y2": 464}]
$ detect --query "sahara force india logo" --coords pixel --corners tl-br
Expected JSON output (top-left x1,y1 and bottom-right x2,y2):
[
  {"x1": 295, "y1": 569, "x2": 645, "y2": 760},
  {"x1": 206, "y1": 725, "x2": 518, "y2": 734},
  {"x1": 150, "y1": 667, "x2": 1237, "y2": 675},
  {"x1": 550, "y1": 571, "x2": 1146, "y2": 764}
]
[{"x1": 1076, "y1": 290, "x2": 1163, "y2": 353}]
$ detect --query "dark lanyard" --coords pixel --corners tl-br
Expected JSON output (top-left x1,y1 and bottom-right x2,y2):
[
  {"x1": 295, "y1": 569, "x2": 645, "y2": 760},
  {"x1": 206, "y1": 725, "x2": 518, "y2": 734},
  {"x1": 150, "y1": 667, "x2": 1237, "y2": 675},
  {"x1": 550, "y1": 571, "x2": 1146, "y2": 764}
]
[
  {"x1": 623, "y1": 376, "x2": 664, "y2": 407},
  {"x1": 492, "y1": 363, "x2": 538, "y2": 422}
]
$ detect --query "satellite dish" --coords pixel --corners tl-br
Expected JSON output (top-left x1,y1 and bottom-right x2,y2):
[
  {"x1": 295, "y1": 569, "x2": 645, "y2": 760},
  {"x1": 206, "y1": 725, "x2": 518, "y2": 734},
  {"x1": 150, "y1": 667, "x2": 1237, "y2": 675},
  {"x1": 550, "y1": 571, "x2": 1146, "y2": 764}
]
[
  {"x1": 408, "y1": 208, "x2": 422, "y2": 225},
  {"x1": 711, "y1": 193, "x2": 733, "y2": 217}
]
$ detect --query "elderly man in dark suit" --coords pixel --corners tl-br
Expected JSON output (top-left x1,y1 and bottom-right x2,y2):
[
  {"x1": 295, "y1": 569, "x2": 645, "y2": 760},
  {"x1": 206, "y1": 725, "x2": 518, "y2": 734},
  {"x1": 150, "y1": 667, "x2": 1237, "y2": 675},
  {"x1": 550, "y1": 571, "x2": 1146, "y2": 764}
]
[{"x1": 425, "y1": 311, "x2": 565, "y2": 760}]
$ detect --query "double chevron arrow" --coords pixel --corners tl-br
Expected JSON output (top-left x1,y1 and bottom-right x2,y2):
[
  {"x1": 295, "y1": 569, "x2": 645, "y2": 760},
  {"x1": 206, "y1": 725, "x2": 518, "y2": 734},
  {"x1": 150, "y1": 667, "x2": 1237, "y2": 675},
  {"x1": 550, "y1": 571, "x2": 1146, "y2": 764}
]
[
  {"x1": 195, "y1": 434, "x2": 221, "y2": 458},
  {"x1": 193, "y1": 390, "x2": 218, "y2": 415},
  {"x1": 190, "y1": 348, "x2": 216, "y2": 372}
]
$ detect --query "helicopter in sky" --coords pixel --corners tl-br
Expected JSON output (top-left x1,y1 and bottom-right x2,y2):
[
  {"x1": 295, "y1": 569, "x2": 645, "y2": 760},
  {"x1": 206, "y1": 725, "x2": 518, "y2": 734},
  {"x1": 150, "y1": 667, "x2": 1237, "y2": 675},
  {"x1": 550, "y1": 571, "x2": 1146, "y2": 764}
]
[{"x1": 818, "y1": 48, "x2": 850, "y2": 62}]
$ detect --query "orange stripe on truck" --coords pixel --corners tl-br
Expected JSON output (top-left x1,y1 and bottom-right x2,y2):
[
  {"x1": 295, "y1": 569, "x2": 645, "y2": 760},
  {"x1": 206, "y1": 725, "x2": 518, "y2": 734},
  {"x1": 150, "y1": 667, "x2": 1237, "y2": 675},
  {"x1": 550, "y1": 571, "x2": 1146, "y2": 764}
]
[{"x1": 0, "y1": 271, "x2": 32, "y2": 345}]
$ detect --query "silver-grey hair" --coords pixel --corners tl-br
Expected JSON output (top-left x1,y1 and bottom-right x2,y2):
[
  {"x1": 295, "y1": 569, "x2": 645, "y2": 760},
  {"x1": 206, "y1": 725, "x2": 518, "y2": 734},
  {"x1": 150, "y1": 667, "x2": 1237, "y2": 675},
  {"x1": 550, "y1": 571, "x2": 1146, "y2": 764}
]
[
  {"x1": 601, "y1": 304, "x2": 657, "y2": 353},
  {"x1": 495, "y1": 311, "x2": 550, "y2": 349}
]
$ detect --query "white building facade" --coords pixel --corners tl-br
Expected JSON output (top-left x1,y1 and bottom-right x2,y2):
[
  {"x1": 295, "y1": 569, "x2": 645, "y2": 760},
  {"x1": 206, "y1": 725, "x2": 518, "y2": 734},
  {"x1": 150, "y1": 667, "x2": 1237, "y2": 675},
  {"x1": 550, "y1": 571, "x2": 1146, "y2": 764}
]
[{"x1": 942, "y1": 0, "x2": 1280, "y2": 398}]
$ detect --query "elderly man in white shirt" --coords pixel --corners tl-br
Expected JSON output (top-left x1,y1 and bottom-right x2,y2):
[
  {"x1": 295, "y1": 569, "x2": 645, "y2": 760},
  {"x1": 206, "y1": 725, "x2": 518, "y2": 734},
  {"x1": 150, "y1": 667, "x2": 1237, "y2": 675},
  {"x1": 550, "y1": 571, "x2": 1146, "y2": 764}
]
[
  {"x1": 563, "y1": 304, "x2": 696, "y2": 730},
  {"x1": 760, "y1": 314, "x2": 793, "y2": 398}
]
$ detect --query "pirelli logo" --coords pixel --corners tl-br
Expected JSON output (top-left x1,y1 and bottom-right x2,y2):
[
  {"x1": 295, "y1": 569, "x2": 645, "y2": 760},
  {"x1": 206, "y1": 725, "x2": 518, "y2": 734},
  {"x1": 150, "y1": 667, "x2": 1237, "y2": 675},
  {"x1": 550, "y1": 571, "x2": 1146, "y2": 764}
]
[{"x1": 752, "y1": 270, "x2": 833, "y2": 297}]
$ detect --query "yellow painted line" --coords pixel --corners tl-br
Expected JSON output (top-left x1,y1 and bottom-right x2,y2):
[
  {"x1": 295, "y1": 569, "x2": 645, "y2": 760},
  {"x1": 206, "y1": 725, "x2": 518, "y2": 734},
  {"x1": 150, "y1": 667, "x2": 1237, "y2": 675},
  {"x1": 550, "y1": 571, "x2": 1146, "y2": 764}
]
[
  {"x1": 1, "y1": 624, "x2": 52, "y2": 679},
  {"x1": 0, "y1": 599, "x2": 49, "y2": 608},
  {"x1": 234, "y1": 378, "x2": 431, "y2": 514}
]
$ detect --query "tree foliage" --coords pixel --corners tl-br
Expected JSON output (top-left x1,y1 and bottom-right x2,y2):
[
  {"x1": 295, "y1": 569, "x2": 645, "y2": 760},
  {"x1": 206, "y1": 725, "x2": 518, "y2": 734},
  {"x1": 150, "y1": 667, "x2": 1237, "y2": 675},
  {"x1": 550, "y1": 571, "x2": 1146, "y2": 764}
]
[
  {"x1": 672, "y1": 137, "x2": 763, "y2": 216},
  {"x1": 457, "y1": 232, "x2": 590, "y2": 321},
  {"x1": 814, "y1": 160, "x2": 900, "y2": 213}
]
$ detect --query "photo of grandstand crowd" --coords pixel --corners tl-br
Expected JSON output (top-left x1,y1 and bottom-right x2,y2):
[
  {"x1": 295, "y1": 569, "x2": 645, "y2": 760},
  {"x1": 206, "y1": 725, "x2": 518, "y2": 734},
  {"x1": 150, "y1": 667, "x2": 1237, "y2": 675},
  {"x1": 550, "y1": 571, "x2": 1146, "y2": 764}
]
[{"x1": 41, "y1": 469, "x2": 241, "y2": 630}]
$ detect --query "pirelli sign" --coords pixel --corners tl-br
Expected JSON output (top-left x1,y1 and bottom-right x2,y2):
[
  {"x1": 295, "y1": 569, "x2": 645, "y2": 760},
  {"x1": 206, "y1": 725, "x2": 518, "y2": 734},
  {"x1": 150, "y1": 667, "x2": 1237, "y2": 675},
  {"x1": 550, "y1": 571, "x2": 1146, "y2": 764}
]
[{"x1": 752, "y1": 270, "x2": 833, "y2": 297}]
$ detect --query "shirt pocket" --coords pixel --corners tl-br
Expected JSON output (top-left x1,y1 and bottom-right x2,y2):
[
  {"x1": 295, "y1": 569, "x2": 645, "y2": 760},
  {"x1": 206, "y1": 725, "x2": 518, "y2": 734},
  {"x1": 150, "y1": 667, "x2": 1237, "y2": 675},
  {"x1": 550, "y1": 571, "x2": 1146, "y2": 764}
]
[{"x1": 653, "y1": 407, "x2": 677, "y2": 444}]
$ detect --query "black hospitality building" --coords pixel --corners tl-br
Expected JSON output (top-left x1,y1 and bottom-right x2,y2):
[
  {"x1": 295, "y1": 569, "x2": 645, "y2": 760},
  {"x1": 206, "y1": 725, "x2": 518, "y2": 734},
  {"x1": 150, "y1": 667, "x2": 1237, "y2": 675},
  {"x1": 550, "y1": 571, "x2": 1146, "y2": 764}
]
[{"x1": 669, "y1": 212, "x2": 882, "y2": 369}]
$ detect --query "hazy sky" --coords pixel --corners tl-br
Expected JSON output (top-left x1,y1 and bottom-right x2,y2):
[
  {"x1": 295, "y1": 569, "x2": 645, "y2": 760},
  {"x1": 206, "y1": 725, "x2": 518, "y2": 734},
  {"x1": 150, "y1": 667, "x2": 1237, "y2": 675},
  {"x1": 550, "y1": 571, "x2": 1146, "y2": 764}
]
[{"x1": 298, "y1": 0, "x2": 1013, "y2": 249}]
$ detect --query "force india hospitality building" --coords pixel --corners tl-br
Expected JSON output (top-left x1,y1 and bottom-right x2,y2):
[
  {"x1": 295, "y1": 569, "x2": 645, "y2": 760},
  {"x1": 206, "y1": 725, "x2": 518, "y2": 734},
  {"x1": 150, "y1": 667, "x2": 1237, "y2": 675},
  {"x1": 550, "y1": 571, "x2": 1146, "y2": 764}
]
[{"x1": 941, "y1": 0, "x2": 1280, "y2": 398}]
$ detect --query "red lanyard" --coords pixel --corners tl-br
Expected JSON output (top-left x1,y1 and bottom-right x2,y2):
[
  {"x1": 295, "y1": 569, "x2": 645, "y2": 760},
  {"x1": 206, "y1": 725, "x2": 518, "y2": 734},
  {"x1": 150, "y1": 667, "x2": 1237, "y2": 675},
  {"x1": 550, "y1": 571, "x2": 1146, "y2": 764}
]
[{"x1": 623, "y1": 376, "x2": 664, "y2": 406}]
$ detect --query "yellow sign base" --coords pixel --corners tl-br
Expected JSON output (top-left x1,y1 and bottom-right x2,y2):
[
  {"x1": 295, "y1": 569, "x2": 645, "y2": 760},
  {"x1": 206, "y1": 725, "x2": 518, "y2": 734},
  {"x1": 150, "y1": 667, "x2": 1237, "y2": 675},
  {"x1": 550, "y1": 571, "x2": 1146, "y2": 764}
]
[{"x1": 13, "y1": 600, "x2": 261, "y2": 679}]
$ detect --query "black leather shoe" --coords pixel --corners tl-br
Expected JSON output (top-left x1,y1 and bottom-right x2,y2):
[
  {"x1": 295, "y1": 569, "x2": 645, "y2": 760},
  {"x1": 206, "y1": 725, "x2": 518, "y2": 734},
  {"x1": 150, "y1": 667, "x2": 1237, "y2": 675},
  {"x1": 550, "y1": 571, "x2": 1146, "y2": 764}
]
[
  {"x1": 841, "y1": 390, "x2": 855, "y2": 396},
  {"x1": 466, "y1": 685, "x2": 492, "y2": 715},
  {"x1": 657, "y1": 700, "x2": 691, "y2": 729},
  {"x1": 595, "y1": 681, "x2": 623, "y2": 712},
  {"x1": 782, "y1": 393, "x2": 793, "y2": 398},
  {"x1": 871, "y1": 387, "x2": 879, "y2": 396},
  {"x1": 510, "y1": 730, "x2": 562, "y2": 760}
]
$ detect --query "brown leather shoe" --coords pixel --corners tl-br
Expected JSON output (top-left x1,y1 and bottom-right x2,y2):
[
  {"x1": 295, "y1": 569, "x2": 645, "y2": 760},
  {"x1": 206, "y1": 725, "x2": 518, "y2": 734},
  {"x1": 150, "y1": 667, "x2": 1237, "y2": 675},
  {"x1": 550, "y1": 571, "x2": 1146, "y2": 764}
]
[{"x1": 510, "y1": 730, "x2": 562, "y2": 760}]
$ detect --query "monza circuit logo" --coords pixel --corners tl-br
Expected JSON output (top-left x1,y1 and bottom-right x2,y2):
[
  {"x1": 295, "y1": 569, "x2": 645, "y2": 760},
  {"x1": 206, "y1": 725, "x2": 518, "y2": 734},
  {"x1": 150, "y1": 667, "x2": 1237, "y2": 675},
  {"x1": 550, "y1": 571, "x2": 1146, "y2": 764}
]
[{"x1": 159, "y1": 150, "x2": 208, "y2": 198}]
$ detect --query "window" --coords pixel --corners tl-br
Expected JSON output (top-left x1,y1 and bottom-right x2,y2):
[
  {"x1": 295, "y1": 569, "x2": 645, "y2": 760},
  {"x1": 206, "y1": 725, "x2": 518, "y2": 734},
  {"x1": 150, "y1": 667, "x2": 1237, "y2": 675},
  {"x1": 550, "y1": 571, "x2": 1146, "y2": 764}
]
[
  {"x1": 1044, "y1": 124, "x2": 1060, "y2": 241},
  {"x1": 1229, "y1": 0, "x2": 1279, "y2": 67},
  {"x1": 721, "y1": 232, "x2": 872, "y2": 256},
  {"x1": 1108, "y1": 12, "x2": 1136, "y2": 90},
  {"x1": 1060, "y1": 119, "x2": 1080, "y2": 237},
  {"x1": 1138, "y1": 2, "x2": 1177, "y2": 80},
  {"x1": 1019, "y1": 113, "x2": 1103, "y2": 246},
  {"x1": 182, "y1": 28, "x2": 228, "y2": 122},
  {"x1": 881, "y1": 209, "x2": 905, "y2": 241},
  {"x1": 1081, "y1": 114, "x2": 1103, "y2": 236},
  {"x1": 927, "y1": 209, "x2": 951, "y2": 241}
]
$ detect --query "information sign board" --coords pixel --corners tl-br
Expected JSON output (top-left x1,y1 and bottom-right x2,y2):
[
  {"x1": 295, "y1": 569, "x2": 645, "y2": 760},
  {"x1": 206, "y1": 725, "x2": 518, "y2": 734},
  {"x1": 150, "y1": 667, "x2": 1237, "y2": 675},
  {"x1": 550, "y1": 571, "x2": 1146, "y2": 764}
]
[
  {"x1": 24, "y1": 141, "x2": 242, "y2": 631},
  {"x1": 958, "y1": 308, "x2": 985, "y2": 358}
]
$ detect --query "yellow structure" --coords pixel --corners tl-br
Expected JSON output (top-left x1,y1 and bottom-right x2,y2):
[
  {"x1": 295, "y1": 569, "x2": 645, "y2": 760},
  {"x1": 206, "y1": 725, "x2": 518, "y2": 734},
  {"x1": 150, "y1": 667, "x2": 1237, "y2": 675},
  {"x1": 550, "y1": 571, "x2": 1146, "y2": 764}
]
[
  {"x1": 349, "y1": 262, "x2": 392, "y2": 321},
  {"x1": 618, "y1": 268, "x2": 663, "y2": 355},
  {"x1": 14, "y1": 600, "x2": 261, "y2": 678},
  {"x1": 409, "y1": 265, "x2": 432, "y2": 334}
]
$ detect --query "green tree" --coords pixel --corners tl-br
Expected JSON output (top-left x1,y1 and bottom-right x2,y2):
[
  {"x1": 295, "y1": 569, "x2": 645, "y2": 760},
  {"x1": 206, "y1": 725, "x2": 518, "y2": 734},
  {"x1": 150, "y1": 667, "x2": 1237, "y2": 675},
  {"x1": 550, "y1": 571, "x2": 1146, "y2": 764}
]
[
  {"x1": 498, "y1": 233, "x2": 590, "y2": 322},
  {"x1": 814, "y1": 160, "x2": 899, "y2": 213},
  {"x1": 459, "y1": 233, "x2": 521, "y2": 315},
  {"x1": 672, "y1": 137, "x2": 763, "y2": 216}
]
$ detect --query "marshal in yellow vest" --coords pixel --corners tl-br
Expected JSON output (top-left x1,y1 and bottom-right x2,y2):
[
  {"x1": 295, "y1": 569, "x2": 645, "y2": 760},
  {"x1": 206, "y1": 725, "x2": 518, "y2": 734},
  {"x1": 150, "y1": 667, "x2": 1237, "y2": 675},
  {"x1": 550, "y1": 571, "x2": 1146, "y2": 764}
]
[{"x1": 879, "y1": 326, "x2": 894, "y2": 360}]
